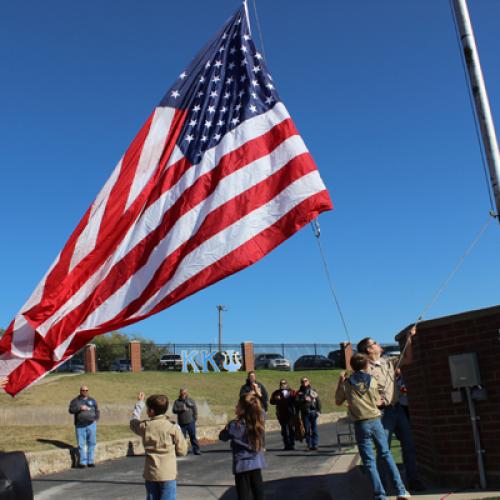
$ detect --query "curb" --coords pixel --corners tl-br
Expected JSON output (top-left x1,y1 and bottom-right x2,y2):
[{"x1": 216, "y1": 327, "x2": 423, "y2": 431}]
[{"x1": 26, "y1": 413, "x2": 343, "y2": 477}]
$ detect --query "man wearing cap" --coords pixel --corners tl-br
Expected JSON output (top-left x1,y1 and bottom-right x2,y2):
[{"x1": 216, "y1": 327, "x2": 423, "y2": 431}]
[
  {"x1": 295, "y1": 376, "x2": 321, "y2": 451},
  {"x1": 69, "y1": 385, "x2": 100, "y2": 468},
  {"x1": 270, "y1": 379, "x2": 297, "y2": 450},
  {"x1": 357, "y1": 327, "x2": 425, "y2": 492},
  {"x1": 172, "y1": 388, "x2": 201, "y2": 455}
]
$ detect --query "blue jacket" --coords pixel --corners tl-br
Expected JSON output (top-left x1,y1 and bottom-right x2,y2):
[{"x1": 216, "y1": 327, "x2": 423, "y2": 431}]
[{"x1": 219, "y1": 419, "x2": 266, "y2": 474}]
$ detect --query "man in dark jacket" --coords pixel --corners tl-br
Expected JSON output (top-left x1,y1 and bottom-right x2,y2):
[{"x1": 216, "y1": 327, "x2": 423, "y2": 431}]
[
  {"x1": 270, "y1": 379, "x2": 297, "y2": 450},
  {"x1": 172, "y1": 388, "x2": 201, "y2": 455},
  {"x1": 69, "y1": 385, "x2": 99, "y2": 467},
  {"x1": 239, "y1": 371, "x2": 269, "y2": 412},
  {"x1": 295, "y1": 377, "x2": 321, "y2": 450}
]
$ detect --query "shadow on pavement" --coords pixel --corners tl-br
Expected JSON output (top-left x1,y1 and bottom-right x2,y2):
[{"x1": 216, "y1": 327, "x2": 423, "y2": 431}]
[{"x1": 219, "y1": 469, "x2": 371, "y2": 500}]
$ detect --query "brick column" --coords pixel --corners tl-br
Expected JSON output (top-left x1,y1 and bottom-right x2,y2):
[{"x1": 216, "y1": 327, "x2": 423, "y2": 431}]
[
  {"x1": 83, "y1": 344, "x2": 97, "y2": 373},
  {"x1": 129, "y1": 341, "x2": 142, "y2": 373},
  {"x1": 340, "y1": 341, "x2": 353, "y2": 370},
  {"x1": 241, "y1": 341, "x2": 254, "y2": 372}
]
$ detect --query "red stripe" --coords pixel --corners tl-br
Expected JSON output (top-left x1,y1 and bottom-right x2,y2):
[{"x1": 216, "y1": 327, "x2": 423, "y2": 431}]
[
  {"x1": 23, "y1": 108, "x2": 187, "y2": 328},
  {"x1": 36, "y1": 118, "x2": 302, "y2": 348},
  {"x1": 69, "y1": 152, "x2": 321, "y2": 335},
  {"x1": 0, "y1": 320, "x2": 15, "y2": 354}
]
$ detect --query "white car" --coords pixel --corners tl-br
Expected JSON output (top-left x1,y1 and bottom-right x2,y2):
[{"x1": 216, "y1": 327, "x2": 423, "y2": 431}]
[{"x1": 255, "y1": 353, "x2": 291, "y2": 371}]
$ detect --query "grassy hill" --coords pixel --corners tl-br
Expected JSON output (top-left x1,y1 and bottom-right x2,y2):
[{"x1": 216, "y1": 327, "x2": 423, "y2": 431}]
[{"x1": 0, "y1": 369, "x2": 345, "y2": 452}]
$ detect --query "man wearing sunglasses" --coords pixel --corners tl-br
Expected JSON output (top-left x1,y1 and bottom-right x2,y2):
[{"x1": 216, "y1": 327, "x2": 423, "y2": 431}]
[
  {"x1": 69, "y1": 385, "x2": 100, "y2": 468},
  {"x1": 357, "y1": 327, "x2": 425, "y2": 493}
]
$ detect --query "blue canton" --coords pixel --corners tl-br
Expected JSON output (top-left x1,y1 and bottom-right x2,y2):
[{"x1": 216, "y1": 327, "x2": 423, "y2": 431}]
[{"x1": 159, "y1": 6, "x2": 280, "y2": 164}]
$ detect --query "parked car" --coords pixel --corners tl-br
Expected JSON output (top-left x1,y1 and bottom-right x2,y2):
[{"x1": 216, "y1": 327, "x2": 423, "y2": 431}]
[
  {"x1": 327, "y1": 349, "x2": 358, "y2": 369},
  {"x1": 111, "y1": 358, "x2": 131, "y2": 372},
  {"x1": 158, "y1": 354, "x2": 183, "y2": 371},
  {"x1": 382, "y1": 344, "x2": 401, "y2": 357},
  {"x1": 254, "y1": 353, "x2": 291, "y2": 371},
  {"x1": 294, "y1": 354, "x2": 335, "y2": 371},
  {"x1": 56, "y1": 359, "x2": 85, "y2": 373}
]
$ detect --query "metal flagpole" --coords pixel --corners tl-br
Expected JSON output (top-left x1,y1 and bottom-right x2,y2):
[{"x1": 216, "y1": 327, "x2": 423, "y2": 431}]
[{"x1": 451, "y1": 0, "x2": 500, "y2": 221}]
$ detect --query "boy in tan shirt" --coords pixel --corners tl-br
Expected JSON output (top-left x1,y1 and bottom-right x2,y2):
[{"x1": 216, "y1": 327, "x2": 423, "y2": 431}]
[
  {"x1": 335, "y1": 353, "x2": 410, "y2": 500},
  {"x1": 130, "y1": 392, "x2": 188, "y2": 500}
]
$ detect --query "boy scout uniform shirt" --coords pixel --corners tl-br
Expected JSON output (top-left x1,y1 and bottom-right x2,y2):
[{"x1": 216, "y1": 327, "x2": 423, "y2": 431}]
[
  {"x1": 335, "y1": 375, "x2": 381, "y2": 421},
  {"x1": 368, "y1": 357, "x2": 399, "y2": 406},
  {"x1": 130, "y1": 401, "x2": 188, "y2": 481}
]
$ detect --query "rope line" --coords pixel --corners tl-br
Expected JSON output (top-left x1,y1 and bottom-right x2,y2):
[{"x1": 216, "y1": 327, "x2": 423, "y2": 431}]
[
  {"x1": 310, "y1": 220, "x2": 352, "y2": 345},
  {"x1": 252, "y1": 0, "x2": 267, "y2": 60},
  {"x1": 397, "y1": 213, "x2": 495, "y2": 368}
]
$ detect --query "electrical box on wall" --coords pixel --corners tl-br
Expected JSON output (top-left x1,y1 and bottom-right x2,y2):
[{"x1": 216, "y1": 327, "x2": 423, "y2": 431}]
[{"x1": 448, "y1": 352, "x2": 481, "y2": 388}]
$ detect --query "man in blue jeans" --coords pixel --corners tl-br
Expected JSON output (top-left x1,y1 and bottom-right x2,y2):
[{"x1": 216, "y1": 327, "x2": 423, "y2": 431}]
[
  {"x1": 69, "y1": 385, "x2": 99, "y2": 468},
  {"x1": 295, "y1": 376, "x2": 321, "y2": 450},
  {"x1": 172, "y1": 388, "x2": 201, "y2": 455},
  {"x1": 357, "y1": 328, "x2": 425, "y2": 493}
]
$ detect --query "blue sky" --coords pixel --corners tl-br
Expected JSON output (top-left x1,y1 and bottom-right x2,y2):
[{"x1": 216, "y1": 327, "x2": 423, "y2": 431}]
[{"x1": 1, "y1": 0, "x2": 499, "y2": 346}]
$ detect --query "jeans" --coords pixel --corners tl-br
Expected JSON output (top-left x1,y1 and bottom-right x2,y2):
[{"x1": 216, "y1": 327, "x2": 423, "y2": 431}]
[
  {"x1": 302, "y1": 411, "x2": 318, "y2": 449},
  {"x1": 180, "y1": 421, "x2": 200, "y2": 453},
  {"x1": 75, "y1": 422, "x2": 96, "y2": 466},
  {"x1": 234, "y1": 469, "x2": 264, "y2": 500},
  {"x1": 145, "y1": 480, "x2": 176, "y2": 500},
  {"x1": 355, "y1": 418, "x2": 407, "y2": 499},
  {"x1": 381, "y1": 404, "x2": 418, "y2": 483}
]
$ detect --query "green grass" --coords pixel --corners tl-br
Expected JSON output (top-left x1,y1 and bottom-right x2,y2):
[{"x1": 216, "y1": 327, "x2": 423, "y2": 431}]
[{"x1": 0, "y1": 369, "x2": 345, "y2": 452}]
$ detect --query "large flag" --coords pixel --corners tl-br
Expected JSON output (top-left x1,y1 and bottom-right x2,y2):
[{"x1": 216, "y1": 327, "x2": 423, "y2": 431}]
[{"x1": 0, "y1": 5, "x2": 332, "y2": 395}]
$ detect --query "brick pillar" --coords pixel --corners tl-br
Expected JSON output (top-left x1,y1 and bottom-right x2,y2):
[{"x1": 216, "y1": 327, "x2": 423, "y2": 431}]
[
  {"x1": 129, "y1": 340, "x2": 142, "y2": 373},
  {"x1": 340, "y1": 341, "x2": 353, "y2": 370},
  {"x1": 241, "y1": 341, "x2": 254, "y2": 372},
  {"x1": 83, "y1": 344, "x2": 97, "y2": 373}
]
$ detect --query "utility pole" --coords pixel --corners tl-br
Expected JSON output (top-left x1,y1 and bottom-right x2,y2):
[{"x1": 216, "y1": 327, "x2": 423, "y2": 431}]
[{"x1": 216, "y1": 305, "x2": 227, "y2": 353}]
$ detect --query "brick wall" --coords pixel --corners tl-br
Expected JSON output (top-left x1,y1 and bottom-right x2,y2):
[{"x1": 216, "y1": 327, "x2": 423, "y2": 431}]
[{"x1": 397, "y1": 305, "x2": 500, "y2": 487}]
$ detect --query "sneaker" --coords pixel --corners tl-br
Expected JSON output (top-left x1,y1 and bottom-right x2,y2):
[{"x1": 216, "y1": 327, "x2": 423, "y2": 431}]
[
  {"x1": 396, "y1": 492, "x2": 411, "y2": 500},
  {"x1": 87, "y1": 464, "x2": 95, "y2": 468},
  {"x1": 77, "y1": 464, "x2": 86, "y2": 469},
  {"x1": 194, "y1": 450, "x2": 202, "y2": 455}
]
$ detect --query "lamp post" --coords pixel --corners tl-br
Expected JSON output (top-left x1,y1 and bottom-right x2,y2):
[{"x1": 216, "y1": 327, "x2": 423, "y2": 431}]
[{"x1": 216, "y1": 305, "x2": 227, "y2": 353}]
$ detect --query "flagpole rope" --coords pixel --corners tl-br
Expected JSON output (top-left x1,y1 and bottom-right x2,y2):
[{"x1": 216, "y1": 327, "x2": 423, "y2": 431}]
[
  {"x1": 310, "y1": 220, "x2": 352, "y2": 345},
  {"x1": 251, "y1": 0, "x2": 267, "y2": 60},
  {"x1": 396, "y1": 212, "x2": 496, "y2": 369}
]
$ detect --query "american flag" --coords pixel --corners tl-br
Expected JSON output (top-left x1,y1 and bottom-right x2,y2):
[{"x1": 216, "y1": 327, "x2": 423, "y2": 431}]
[{"x1": 0, "y1": 5, "x2": 332, "y2": 396}]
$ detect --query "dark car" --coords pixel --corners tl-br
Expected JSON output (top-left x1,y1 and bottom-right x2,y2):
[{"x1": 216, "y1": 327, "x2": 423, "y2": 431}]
[
  {"x1": 56, "y1": 359, "x2": 85, "y2": 373},
  {"x1": 111, "y1": 358, "x2": 131, "y2": 372},
  {"x1": 294, "y1": 355, "x2": 335, "y2": 371},
  {"x1": 327, "y1": 349, "x2": 357, "y2": 369}
]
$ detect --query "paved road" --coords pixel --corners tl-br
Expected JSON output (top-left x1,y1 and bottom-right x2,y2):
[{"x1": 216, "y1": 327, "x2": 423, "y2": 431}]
[{"x1": 33, "y1": 422, "x2": 366, "y2": 500}]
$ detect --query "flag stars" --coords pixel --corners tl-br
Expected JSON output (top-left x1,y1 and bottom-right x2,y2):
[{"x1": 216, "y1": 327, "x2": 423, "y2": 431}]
[
  {"x1": 189, "y1": 119, "x2": 197, "y2": 127},
  {"x1": 226, "y1": 76, "x2": 234, "y2": 85},
  {"x1": 255, "y1": 52, "x2": 263, "y2": 60},
  {"x1": 238, "y1": 90, "x2": 245, "y2": 98},
  {"x1": 235, "y1": 103, "x2": 242, "y2": 111},
  {"x1": 210, "y1": 90, "x2": 218, "y2": 98},
  {"x1": 214, "y1": 133, "x2": 222, "y2": 141},
  {"x1": 179, "y1": 72, "x2": 187, "y2": 80},
  {"x1": 243, "y1": 34, "x2": 251, "y2": 41},
  {"x1": 240, "y1": 75, "x2": 247, "y2": 83},
  {"x1": 230, "y1": 47, "x2": 237, "y2": 55},
  {"x1": 265, "y1": 96, "x2": 274, "y2": 105},
  {"x1": 228, "y1": 62, "x2": 236, "y2": 70},
  {"x1": 171, "y1": 90, "x2": 180, "y2": 99},
  {"x1": 217, "y1": 119, "x2": 224, "y2": 127},
  {"x1": 185, "y1": 134, "x2": 194, "y2": 143},
  {"x1": 266, "y1": 82, "x2": 274, "y2": 90},
  {"x1": 251, "y1": 91, "x2": 257, "y2": 99},
  {"x1": 212, "y1": 75, "x2": 221, "y2": 83},
  {"x1": 249, "y1": 104, "x2": 258, "y2": 113},
  {"x1": 201, "y1": 135, "x2": 208, "y2": 142},
  {"x1": 220, "y1": 106, "x2": 227, "y2": 113},
  {"x1": 207, "y1": 105, "x2": 216, "y2": 114},
  {"x1": 214, "y1": 60, "x2": 223, "y2": 68},
  {"x1": 192, "y1": 104, "x2": 201, "y2": 113},
  {"x1": 241, "y1": 45, "x2": 248, "y2": 53},
  {"x1": 204, "y1": 120, "x2": 213, "y2": 128},
  {"x1": 224, "y1": 91, "x2": 231, "y2": 99},
  {"x1": 197, "y1": 91, "x2": 204, "y2": 98},
  {"x1": 199, "y1": 75, "x2": 206, "y2": 83},
  {"x1": 231, "y1": 117, "x2": 240, "y2": 126},
  {"x1": 251, "y1": 79, "x2": 260, "y2": 87},
  {"x1": 252, "y1": 65, "x2": 261, "y2": 74},
  {"x1": 218, "y1": 46, "x2": 225, "y2": 53}
]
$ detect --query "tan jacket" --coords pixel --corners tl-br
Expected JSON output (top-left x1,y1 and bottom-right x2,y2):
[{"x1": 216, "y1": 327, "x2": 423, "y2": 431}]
[
  {"x1": 335, "y1": 373, "x2": 381, "y2": 422},
  {"x1": 368, "y1": 357, "x2": 399, "y2": 406},
  {"x1": 130, "y1": 401, "x2": 188, "y2": 481}
]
